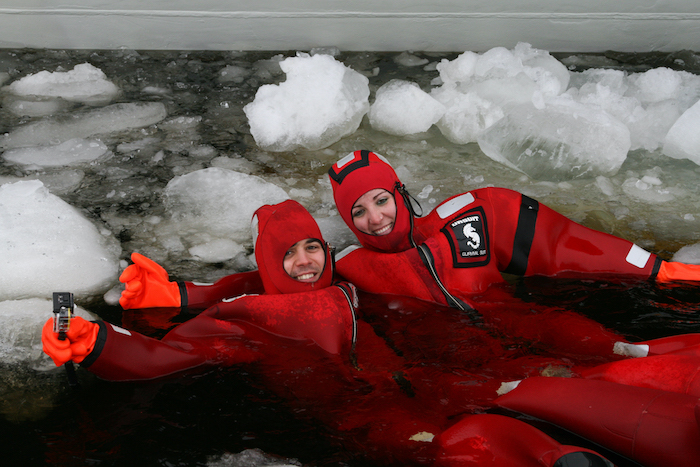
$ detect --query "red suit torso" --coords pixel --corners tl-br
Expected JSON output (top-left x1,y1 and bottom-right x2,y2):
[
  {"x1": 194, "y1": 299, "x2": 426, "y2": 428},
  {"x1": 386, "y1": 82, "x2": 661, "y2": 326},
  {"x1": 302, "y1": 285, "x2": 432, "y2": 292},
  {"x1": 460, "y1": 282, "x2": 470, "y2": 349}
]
[{"x1": 337, "y1": 187, "x2": 662, "y2": 306}]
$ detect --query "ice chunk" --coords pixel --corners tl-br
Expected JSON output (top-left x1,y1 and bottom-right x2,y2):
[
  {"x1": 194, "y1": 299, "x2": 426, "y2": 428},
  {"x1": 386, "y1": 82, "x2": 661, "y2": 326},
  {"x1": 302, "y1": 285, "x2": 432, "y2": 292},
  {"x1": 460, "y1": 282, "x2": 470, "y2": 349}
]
[
  {"x1": 477, "y1": 98, "x2": 630, "y2": 181},
  {"x1": 3, "y1": 63, "x2": 120, "y2": 106},
  {"x1": 0, "y1": 180, "x2": 121, "y2": 301},
  {"x1": 161, "y1": 168, "x2": 289, "y2": 261},
  {"x1": 394, "y1": 52, "x2": 429, "y2": 67},
  {"x1": 672, "y1": 243, "x2": 700, "y2": 264},
  {"x1": 368, "y1": 80, "x2": 445, "y2": 136},
  {"x1": 244, "y1": 53, "x2": 369, "y2": 152},
  {"x1": 432, "y1": 87, "x2": 505, "y2": 144},
  {"x1": 2, "y1": 138, "x2": 109, "y2": 167},
  {"x1": 0, "y1": 298, "x2": 97, "y2": 368},
  {"x1": 1, "y1": 95, "x2": 72, "y2": 118},
  {"x1": 432, "y1": 43, "x2": 570, "y2": 143},
  {"x1": 627, "y1": 67, "x2": 683, "y2": 104},
  {"x1": 217, "y1": 65, "x2": 251, "y2": 84},
  {"x1": 662, "y1": 99, "x2": 700, "y2": 164},
  {"x1": 0, "y1": 102, "x2": 167, "y2": 149}
]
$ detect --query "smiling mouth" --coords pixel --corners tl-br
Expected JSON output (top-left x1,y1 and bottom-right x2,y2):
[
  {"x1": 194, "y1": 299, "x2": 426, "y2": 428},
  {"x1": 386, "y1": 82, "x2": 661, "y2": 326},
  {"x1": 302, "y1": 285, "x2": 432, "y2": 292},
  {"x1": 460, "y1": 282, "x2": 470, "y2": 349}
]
[
  {"x1": 295, "y1": 272, "x2": 318, "y2": 281},
  {"x1": 373, "y1": 224, "x2": 393, "y2": 236}
]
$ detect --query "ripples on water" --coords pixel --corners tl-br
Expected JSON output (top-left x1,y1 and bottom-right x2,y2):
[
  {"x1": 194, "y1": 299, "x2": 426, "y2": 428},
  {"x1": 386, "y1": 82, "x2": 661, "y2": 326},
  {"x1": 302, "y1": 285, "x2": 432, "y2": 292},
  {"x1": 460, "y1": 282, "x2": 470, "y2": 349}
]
[{"x1": 1, "y1": 48, "x2": 700, "y2": 466}]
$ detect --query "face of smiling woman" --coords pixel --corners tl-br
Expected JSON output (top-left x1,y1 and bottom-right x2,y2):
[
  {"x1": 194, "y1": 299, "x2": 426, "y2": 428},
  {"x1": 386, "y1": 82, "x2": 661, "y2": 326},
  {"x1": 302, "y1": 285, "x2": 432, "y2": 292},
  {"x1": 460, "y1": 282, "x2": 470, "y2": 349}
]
[
  {"x1": 283, "y1": 238, "x2": 326, "y2": 282},
  {"x1": 351, "y1": 188, "x2": 397, "y2": 236}
]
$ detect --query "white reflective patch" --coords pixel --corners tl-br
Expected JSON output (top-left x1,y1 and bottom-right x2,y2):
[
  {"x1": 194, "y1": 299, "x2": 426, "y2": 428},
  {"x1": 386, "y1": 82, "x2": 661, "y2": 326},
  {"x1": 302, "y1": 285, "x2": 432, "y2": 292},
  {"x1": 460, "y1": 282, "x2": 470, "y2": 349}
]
[
  {"x1": 335, "y1": 153, "x2": 356, "y2": 169},
  {"x1": 110, "y1": 323, "x2": 131, "y2": 336},
  {"x1": 626, "y1": 244, "x2": 651, "y2": 268},
  {"x1": 436, "y1": 193, "x2": 475, "y2": 219},
  {"x1": 191, "y1": 281, "x2": 214, "y2": 286},
  {"x1": 336, "y1": 244, "x2": 362, "y2": 261},
  {"x1": 250, "y1": 214, "x2": 259, "y2": 251}
]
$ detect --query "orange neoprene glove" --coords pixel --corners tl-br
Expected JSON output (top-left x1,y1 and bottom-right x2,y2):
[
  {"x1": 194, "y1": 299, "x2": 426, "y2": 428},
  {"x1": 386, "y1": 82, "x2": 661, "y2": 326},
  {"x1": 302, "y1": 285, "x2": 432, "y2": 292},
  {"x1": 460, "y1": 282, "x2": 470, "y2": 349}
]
[
  {"x1": 42, "y1": 317, "x2": 99, "y2": 366},
  {"x1": 119, "y1": 252, "x2": 182, "y2": 309},
  {"x1": 657, "y1": 260, "x2": 700, "y2": 283}
]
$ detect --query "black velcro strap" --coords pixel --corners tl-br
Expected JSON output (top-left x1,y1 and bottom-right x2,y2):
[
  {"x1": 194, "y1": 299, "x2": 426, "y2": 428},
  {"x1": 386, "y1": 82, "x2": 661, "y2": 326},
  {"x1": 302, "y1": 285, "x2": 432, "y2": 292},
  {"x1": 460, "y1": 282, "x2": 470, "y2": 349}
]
[
  {"x1": 78, "y1": 320, "x2": 108, "y2": 368},
  {"x1": 504, "y1": 195, "x2": 539, "y2": 276},
  {"x1": 649, "y1": 256, "x2": 663, "y2": 281},
  {"x1": 178, "y1": 281, "x2": 188, "y2": 309}
]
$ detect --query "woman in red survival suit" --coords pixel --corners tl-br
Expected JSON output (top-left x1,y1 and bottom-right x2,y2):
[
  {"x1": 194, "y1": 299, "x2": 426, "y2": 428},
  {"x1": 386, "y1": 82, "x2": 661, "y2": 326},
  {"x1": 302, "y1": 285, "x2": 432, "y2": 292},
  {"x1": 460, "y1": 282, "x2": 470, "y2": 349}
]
[
  {"x1": 42, "y1": 200, "x2": 619, "y2": 467},
  {"x1": 327, "y1": 149, "x2": 700, "y2": 358},
  {"x1": 327, "y1": 150, "x2": 700, "y2": 467}
]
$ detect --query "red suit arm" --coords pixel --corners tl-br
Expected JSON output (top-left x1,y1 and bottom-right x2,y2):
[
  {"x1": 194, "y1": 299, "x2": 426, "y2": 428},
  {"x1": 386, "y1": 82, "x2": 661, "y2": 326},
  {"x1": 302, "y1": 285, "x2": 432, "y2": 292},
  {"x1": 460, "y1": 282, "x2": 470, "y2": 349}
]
[
  {"x1": 81, "y1": 284, "x2": 357, "y2": 381},
  {"x1": 79, "y1": 319, "x2": 261, "y2": 381},
  {"x1": 421, "y1": 187, "x2": 662, "y2": 282},
  {"x1": 183, "y1": 270, "x2": 265, "y2": 309}
]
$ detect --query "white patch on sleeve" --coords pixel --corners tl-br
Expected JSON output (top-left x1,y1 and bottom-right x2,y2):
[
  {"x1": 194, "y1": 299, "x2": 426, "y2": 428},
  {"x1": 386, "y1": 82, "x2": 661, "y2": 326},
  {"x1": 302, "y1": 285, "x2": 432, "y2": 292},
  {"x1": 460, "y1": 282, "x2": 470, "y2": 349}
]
[
  {"x1": 109, "y1": 323, "x2": 131, "y2": 336},
  {"x1": 626, "y1": 244, "x2": 651, "y2": 268},
  {"x1": 436, "y1": 193, "x2": 475, "y2": 219}
]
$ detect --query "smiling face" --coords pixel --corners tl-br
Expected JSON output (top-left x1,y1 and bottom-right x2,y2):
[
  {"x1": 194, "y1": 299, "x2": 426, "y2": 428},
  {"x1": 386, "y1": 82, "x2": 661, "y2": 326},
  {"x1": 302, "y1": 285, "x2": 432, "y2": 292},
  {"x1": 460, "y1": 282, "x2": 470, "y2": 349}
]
[
  {"x1": 351, "y1": 188, "x2": 397, "y2": 236},
  {"x1": 283, "y1": 238, "x2": 326, "y2": 283}
]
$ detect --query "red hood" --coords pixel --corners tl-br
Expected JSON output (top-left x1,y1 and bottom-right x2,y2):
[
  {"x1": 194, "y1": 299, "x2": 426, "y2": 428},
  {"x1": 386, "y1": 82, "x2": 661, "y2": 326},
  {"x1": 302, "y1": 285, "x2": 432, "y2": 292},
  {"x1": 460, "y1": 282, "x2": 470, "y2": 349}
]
[
  {"x1": 328, "y1": 150, "x2": 414, "y2": 252},
  {"x1": 252, "y1": 200, "x2": 333, "y2": 294}
]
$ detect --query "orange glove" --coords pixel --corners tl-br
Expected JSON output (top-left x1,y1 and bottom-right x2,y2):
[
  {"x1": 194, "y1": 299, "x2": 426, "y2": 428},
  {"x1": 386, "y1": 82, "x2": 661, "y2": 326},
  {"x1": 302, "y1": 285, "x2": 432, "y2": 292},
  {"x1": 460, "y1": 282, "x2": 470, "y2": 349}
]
[
  {"x1": 657, "y1": 260, "x2": 700, "y2": 283},
  {"x1": 42, "y1": 317, "x2": 99, "y2": 366},
  {"x1": 119, "y1": 252, "x2": 182, "y2": 309}
]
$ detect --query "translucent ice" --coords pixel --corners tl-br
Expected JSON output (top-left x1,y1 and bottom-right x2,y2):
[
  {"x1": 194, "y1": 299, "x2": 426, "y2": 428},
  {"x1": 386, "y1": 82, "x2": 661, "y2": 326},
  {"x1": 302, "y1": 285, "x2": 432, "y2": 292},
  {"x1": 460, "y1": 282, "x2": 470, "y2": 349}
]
[
  {"x1": 0, "y1": 180, "x2": 121, "y2": 301},
  {"x1": 477, "y1": 98, "x2": 630, "y2": 181},
  {"x1": 244, "y1": 53, "x2": 369, "y2": 152},
  {"x1": 0, "y1": 102, "x2": 167, "y2": 149},
  {"x1": 161, "y1": 168, "x2": 289, "y2": 262},
  {"x1": 0, "y1": 298, "x2": 97, "y2": 369},
  {"x1": 663, "y1": 99, "x2": 700, "y2": 165},
  {"x1": 2, "y1": 138, "x2": 109, "y2": 167},
  {"x1": 431, "y1": 43, "x2": 570, "y2": 144},
  {"x1": 368, "y1": 80, "x2": 445, "y2": 136}
]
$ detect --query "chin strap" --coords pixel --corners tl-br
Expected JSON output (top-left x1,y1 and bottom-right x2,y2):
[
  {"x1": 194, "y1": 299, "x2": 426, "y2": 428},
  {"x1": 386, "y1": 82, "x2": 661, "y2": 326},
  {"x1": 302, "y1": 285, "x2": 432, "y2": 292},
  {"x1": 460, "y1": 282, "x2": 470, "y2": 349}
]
[{"x1": 396, "y1": 182, "x2": 422, "y2": 249}]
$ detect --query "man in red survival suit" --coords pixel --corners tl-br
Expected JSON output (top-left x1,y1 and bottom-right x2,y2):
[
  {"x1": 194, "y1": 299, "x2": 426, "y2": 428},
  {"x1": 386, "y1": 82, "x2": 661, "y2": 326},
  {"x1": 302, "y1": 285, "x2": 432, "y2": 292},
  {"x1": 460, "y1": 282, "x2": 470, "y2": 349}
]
[{"x1": 42, "y1": 200, "x2": 618, "y2": 467}]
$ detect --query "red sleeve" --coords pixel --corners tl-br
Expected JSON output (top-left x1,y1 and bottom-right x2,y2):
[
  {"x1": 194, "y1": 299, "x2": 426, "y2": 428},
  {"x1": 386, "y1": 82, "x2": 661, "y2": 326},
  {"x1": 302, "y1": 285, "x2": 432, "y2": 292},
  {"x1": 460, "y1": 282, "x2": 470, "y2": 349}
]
[
  {"x1": 79, "y1": 318, "x2": 261, "y2": 381},
  {"x1": 183, "y1": 270, "x2": 265, "y2": 309},
  {"x1": 425, "y1": 187, "x2": 661, "y2": 281}
]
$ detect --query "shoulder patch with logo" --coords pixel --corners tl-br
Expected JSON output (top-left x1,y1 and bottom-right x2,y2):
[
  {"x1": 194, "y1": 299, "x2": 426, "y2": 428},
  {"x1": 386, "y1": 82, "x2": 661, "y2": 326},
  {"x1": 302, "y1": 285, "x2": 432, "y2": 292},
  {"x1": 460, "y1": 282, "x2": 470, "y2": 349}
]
[{"x1": 440, "y1": 207, "x2": 490, "y2": 268}]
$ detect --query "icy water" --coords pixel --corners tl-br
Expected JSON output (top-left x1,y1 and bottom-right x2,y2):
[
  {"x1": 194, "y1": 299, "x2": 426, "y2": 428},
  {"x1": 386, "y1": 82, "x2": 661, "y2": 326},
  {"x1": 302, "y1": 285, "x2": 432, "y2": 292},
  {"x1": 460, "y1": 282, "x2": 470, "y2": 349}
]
[{"x1": 1, "y1": 47, "x2": 700, "y2": 466}]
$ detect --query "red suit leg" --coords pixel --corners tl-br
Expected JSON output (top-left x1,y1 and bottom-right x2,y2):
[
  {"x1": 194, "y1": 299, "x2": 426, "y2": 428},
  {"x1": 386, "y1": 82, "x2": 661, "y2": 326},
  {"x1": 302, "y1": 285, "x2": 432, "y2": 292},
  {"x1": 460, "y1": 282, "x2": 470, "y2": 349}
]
[
  {"x1": 582, "y1": 354, "x2": 700, "y2": 396},
  {"x1": 617, "y1": 333, "x2": 700, "y2": 357},
  {"x1": 495, "y1": 377, "x2": 700, "y2": 467},
  {"x1": 434, "y1": 413, "x2": 612, "y2": 467}
]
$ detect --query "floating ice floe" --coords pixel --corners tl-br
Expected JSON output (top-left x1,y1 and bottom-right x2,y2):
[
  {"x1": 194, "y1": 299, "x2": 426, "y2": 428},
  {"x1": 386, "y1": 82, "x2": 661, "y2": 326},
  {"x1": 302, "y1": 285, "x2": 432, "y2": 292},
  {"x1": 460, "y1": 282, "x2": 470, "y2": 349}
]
[
  {"x1": 0, "y1": 180, "x2": 121, "y2": 301},
  {"x1": 477, "y1": 97, "x2": 631, "y2": 181},
  {"x1": 2, "y1": 63, "x2": 120, "y2": 116},
  {"x1": 369, "y1": 80, "x2": 445, "y2": 136},
  {"x1": 2, "y1": 138, "x2": 109, "y2": 168},
  {"x1": 663, "y1": 99, "x2": 700, "y2": 165},
  {"x1": 160, "y1": 167, "x2": 289, "y2": 263},
  {"x1": 244, "y1": 53, "x2": 369, "y2": 152},
  {"x1": 0, "y1": 102, "x2": 167, "y2": 149},
  {"x1": 0, "y1": 298, "x2": 98, "y2": 369}
]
